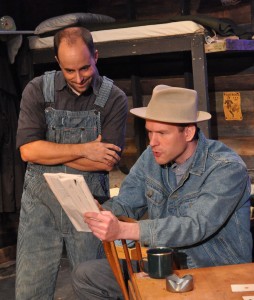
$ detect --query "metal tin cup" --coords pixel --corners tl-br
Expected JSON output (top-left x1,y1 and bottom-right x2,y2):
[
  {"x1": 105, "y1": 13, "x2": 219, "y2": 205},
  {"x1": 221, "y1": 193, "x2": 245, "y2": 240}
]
[{"x1": 141, "y1": 247, "x2": 173, "y2": 279}]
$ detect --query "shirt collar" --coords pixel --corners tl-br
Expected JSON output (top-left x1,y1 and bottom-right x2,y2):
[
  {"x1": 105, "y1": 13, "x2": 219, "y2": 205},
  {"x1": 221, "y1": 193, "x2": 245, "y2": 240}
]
[
  {"x1": 171, "y1": 154, "x2": 194, "y2": 172},
  {"x1": 189, "y1": 130, "x2": 208, "y2": 176},
  {"x1": 167, "y1": 129, "x2": 208, "y2": 176},
  {"x1": 55, "y1": 71, "x2": 66, "y2": 91},
  {"x1": 91, "y1": 71, "x2": 102, "y2": 96}
]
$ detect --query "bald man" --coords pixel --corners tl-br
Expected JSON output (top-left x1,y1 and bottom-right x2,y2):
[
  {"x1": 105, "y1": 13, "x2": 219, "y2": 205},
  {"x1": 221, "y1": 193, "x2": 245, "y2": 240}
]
[{"x1": 15, "y1": 26, "x2": 128, "y2": 299}]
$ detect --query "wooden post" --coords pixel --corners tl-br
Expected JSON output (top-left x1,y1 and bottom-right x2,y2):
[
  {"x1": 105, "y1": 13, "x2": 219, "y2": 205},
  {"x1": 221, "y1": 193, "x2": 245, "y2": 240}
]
[{"x1": 131, "y1": 75, "x2": 147, "y2": 156}]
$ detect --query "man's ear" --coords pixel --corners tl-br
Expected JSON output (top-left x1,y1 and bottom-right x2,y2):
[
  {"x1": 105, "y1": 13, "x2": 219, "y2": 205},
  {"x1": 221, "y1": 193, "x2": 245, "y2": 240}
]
[
  {"x1": 185, "y1": 125, "x2": 196, "y2": 142},
  {"x1": 94, "y1": 50, "x2": 98, "y2": 63}
]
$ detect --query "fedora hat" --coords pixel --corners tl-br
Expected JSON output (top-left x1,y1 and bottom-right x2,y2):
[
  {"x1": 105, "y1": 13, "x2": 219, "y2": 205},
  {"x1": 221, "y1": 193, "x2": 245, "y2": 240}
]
[{"x1": 130, "y1": 85, "x2": 211, "y2": 123}]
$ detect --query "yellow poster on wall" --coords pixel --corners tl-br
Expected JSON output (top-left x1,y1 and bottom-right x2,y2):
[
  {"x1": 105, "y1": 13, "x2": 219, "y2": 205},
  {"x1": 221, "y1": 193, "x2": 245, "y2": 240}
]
[{"x1": 223, "y1": 92, "x2": 243, "y2": 121}]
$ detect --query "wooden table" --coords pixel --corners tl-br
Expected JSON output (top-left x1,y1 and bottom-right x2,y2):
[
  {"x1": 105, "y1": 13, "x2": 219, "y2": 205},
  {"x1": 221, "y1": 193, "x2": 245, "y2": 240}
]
[{"x1": 130, "y1": 263, "x2": 254, "y2": 300}]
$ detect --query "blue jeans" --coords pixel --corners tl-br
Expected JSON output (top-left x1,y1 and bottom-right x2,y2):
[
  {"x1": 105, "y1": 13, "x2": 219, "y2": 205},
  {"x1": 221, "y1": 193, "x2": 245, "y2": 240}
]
[
  {"x1": 72, "y1": 258, "x2": 123, "y2": 300},
  {"x1": 15, "y1": 171, "x2": 102, "y2": 300}
]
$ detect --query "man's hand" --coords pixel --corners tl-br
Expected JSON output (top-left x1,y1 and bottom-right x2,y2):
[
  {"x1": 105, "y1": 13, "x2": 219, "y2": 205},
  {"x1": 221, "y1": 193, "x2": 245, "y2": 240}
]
[
  {"x1": 84, "y1": 211, "x2": 140, "y2": 242},
  {"x1": 84, "y1": 211, "x2": 121, "y2": 241},
  {"x1": 81, "y1": 135, "x2": 121, "y2": 166}
]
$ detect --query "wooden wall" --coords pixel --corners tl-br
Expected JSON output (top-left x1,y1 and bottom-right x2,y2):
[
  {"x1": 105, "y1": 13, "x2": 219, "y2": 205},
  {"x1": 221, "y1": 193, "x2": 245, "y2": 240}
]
[
  {"x1": 113, "y1": 52, "x2": 254, "y2": 179},
  {"x1": 0, "y1": 0, "x2": 252, "y2": 29}
]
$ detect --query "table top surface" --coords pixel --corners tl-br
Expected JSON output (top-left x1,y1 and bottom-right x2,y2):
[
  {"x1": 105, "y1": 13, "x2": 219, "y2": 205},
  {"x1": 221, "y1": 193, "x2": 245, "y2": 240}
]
[{"x1": 133, "y1": 262, "x2": 254, "y2": 300}]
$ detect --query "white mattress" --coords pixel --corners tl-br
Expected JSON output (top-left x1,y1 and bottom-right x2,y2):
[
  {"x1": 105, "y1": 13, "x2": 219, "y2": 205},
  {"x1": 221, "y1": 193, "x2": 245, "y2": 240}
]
[{"x1": 28, "y1": 21, "x2": 204, "y2": 50}]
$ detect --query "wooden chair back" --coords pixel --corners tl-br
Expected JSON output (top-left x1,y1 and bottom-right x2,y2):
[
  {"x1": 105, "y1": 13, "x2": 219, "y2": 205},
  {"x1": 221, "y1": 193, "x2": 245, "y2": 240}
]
[{"x1": 103, "y1": 216, "x2": 144, "y2": 300}]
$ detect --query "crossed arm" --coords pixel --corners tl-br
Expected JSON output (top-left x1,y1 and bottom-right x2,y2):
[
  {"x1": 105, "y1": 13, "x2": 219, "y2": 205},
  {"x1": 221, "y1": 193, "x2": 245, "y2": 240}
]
[{"x1": 20, "y1": 135, "x2": 121, "y2": 171}]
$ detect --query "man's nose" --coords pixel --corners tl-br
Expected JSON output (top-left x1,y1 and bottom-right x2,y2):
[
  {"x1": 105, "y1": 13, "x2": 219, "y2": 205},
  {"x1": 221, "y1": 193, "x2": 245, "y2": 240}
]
[
  {"x1": 149, "y1": 134, "x2": 157, "y2": 146},
  {"x1": 75, "y1": 72, "x2": 83, "y2": 83}
]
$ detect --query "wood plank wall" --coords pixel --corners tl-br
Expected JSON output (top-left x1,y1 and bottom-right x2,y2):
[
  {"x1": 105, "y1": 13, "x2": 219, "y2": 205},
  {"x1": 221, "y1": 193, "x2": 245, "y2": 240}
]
[
  {"x1": 86, "y1": 0, "x2": 252, "y2": 25},
  {"x1": 113, "y1": 51, "x2": 254, "y2": 180},
  {"x1": 1, "y1": 0, "x2": 252, "y2": 29}
]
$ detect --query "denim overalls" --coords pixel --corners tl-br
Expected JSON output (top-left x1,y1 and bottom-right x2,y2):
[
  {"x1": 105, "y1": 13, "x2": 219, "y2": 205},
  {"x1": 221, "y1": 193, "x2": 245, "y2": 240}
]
[{"x1": 16, "y1": 71, "x2": 112, "y2": 299}]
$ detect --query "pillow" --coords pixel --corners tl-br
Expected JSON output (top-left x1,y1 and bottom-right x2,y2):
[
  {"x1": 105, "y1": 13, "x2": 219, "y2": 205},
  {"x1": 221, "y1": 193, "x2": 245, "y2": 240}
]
[{"x1": 34, "y1": 13, "x2": 115, "y2": 36}]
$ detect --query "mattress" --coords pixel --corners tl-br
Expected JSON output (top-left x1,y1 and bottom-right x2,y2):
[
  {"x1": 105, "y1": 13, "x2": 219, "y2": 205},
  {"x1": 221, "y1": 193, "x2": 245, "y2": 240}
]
[{"x1": 28, "y1": 21, "x2": 205, "y2": 50}]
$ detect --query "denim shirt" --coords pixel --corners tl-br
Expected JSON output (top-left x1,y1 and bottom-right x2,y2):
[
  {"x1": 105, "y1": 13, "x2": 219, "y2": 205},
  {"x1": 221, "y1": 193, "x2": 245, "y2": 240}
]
[{"x1": 103, "y1": 131, "x2": 253, "y2": 268}]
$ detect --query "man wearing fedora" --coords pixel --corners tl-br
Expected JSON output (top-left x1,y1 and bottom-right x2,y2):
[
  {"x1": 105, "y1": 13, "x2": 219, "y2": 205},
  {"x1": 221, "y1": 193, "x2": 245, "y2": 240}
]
[{"x1": 72, "y1": 85, "x2": 252, "y2": 300}]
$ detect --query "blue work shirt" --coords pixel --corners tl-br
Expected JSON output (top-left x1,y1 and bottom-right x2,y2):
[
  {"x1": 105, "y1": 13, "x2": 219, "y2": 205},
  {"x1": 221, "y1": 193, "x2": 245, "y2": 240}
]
[{"x1": 103, "y1": 130, "x2": 253, "y2": 268}]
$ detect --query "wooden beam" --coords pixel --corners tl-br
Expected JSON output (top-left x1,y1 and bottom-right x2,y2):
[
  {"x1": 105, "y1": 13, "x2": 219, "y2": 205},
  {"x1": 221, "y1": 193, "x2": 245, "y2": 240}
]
[{"x1": 131, "y1": 75, "x2": 147, "y2": 156}]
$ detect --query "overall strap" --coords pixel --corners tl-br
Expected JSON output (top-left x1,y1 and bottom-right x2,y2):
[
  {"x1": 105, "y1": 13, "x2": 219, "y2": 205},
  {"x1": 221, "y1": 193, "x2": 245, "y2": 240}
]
[
  {"x1": 43, "y1": 70, "x2": 56, "y2": 105},
  {"x1": 94, "y1": 76, "x2": 113, "y2": 135},
  {"x1": 94, "y1": 76, "x2": 113, "y2": 109}
]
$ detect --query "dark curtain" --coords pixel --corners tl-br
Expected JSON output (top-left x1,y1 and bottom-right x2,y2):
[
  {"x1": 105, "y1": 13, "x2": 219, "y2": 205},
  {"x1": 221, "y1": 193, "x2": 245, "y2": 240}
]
[{"x1": 0, "y1": 41, "x2": 26, "y2": 212}]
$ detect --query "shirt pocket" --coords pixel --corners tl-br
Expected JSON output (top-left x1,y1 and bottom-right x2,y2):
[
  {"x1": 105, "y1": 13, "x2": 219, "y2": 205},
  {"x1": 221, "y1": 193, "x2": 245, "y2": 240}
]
[{"x1": 145, "y1": 179, "x2": 168, "y2": 218}]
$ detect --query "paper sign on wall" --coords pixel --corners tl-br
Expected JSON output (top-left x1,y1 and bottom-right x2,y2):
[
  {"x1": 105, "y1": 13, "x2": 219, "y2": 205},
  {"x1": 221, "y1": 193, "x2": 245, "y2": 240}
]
[{"x1": 223, "y1": 92, "x2": 243, "y2": 121}]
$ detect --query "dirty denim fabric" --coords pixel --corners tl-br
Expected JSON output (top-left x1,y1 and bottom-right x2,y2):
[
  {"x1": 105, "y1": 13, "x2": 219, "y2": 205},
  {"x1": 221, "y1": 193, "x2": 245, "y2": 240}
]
[
  {"x1": 72, "y1": 258, "x2": 123, "y2": 300},
  {"x1": 15, "y1": 77, "x2": 111, "y2": 299},
  {"x1": 103, "y1": 130, "x2": 253, "y2": 268},
  {"x1": 72, "y1": 257, "x2": 137, "y2": 299},
  {"x1": 16, "y1": 173, "x2": 102, "y2": 300}
]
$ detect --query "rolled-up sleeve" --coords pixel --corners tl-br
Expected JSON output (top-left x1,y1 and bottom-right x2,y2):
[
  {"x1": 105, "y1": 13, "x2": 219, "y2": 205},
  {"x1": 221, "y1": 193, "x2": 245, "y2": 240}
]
[{"x1": 16, "y1": 77, "x2": 46, "y2": 149}]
